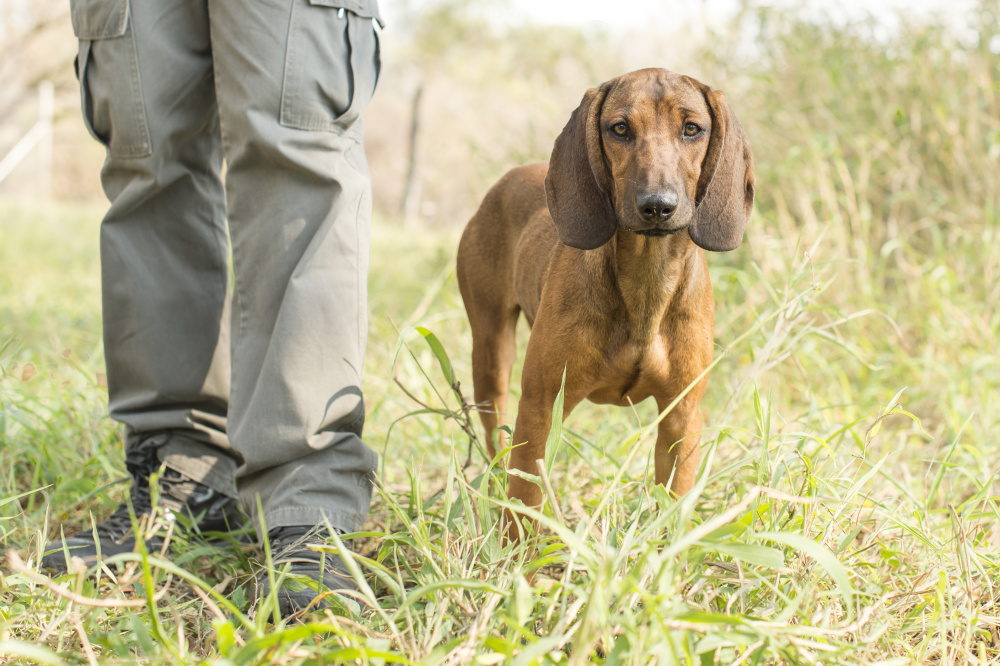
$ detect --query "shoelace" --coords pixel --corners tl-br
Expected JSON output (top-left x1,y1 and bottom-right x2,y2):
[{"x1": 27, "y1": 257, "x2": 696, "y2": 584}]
[
  {"x1": 269, "y1": 526, "x2": 348, "y2": 562},
  {"x1": 271, "y1": 527, "x2": 315, "y2": 553},
  {"x1": 93, "y1": 448, "x2": 158, "y2": 540}
]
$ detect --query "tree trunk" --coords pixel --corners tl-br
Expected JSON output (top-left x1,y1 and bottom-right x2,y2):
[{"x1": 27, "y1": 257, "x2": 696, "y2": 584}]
[{"x1": 402, "y1": 82, "x2": 423, "y2": 229}]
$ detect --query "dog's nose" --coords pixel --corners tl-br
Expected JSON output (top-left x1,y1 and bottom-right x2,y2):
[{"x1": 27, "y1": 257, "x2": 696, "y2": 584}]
[{"x1": 637, "y1": 191, "x2": 678, "y2": 221}]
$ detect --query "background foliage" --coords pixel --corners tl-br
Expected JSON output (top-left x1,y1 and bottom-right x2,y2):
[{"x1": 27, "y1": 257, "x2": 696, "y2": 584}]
[{"x1": 2, "y1": 0, "x2": 999, "y2": 663}]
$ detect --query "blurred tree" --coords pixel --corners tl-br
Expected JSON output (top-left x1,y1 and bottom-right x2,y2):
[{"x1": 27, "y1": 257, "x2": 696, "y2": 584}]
[
  {"x1": 0, "y1": 0, "x2": 71, "y2": 120},
  {"x1": 390, "y1": 0, "x2": 505, "y2": 227},
  {"x1": 0, "y1": 0, "x2": 79, "y2": 200},
  {"x1": 377, "y1": 0, "x2": 620, "y2": 227}
]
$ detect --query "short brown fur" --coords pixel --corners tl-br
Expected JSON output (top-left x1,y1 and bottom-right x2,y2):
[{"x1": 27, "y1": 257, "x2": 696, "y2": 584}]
[{"x1": 457, "y1": 69, "x2": 755, "y2": 539}]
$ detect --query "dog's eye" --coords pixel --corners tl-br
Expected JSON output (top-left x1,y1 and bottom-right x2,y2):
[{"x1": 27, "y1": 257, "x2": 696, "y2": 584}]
[
  {"x1": 611, "y1": 122, "x2": 628, "y2": 137},
  {"x1": 683, "y1": 122, "x2": 702, "y2": 137}
]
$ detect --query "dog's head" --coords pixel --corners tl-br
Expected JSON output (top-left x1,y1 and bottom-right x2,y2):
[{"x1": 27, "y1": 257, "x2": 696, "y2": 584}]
[{"x1": 545, "y1": 68, "x2": 755, "y2": 252}]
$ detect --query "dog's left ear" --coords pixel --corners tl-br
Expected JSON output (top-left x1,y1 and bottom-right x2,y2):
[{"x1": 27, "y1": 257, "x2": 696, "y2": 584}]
[
  {"x1": 545, "y1": 82, "x2": 617, "y2": 250},
  {"x1": 690, "y1": 85, "x2": 755, "y2": 252}
]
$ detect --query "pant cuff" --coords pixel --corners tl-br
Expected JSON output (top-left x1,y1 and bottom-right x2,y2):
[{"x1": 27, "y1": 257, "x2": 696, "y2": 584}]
[
  {"x1": 256, "y1": 506, "x2": 367, "y2": 541},
  {"x1": 157, "y1": 436, "x2": 239, "y2": 498}
]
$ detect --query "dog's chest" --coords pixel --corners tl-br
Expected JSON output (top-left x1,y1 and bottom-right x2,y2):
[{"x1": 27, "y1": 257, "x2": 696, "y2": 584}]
[{"x1": 585, "y1": 331, "x2": 671, "y2": 407}]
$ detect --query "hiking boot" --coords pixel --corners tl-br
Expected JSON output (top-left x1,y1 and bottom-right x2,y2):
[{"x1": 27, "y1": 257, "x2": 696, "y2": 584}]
[
  {"x1": 254, "y1": 525, "x2": 359, "y2": 617},
  {"x1": 41, "y1": 447, "x2": 243, "y2": 573}
]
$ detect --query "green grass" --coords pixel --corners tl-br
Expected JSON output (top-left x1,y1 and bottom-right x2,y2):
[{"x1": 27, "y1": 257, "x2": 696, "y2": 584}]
[{"x1": 3, "y1": 5, "x2": 1000, "y2": 664}]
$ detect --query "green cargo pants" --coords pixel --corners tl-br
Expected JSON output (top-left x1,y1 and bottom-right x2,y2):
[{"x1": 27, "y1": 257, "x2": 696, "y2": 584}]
[{"x1": 70, "y1": 0, "x2": 382, "y2": 534}]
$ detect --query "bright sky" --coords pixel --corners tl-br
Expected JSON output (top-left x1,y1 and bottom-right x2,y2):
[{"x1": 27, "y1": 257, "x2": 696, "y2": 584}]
[
  {"x1": 379, "y1": 0, "x2": 983, "y2": 46},
  {"x1": 503, "y1": 0, "x2": 976, "y2": 29}
]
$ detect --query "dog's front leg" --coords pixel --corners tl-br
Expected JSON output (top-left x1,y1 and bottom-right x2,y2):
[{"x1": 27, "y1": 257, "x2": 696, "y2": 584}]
[
  {"x1": 654, "y1": 397, "x2": 704, "y2": 497},
  {"x1": 504, "y1": 322, "x2": 589, "y2": 543}
]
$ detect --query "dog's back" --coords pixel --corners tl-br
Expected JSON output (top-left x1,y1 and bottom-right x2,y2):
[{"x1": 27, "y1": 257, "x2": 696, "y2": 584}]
[{"x1": 457, "y1": 161, "x2": 555, "y2": 328}]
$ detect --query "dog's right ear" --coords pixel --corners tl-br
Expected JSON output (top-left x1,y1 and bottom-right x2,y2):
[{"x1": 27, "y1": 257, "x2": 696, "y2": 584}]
[
  {"x1": 690, "y1": 86, "x2": 755, "y2": 252},
  {"x1": 545, "y1": 83, "x2": 617, "y2": 250}
]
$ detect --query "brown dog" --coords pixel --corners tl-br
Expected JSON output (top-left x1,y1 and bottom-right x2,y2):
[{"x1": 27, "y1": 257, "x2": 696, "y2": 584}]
[{"x1": 457, "y1": 68, "x2": 754, "y2": 535}]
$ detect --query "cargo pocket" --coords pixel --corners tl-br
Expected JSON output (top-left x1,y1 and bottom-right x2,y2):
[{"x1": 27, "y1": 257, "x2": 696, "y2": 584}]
[
  {"x1": 71, "y1": 0, "x2": 152, "y2": 158},
  {"x1": 279, "y1": 0, "x2": 382, "y2": 134}
]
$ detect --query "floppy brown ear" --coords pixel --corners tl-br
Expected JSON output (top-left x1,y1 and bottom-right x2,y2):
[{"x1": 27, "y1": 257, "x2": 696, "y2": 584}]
[
  {"x1": 544, "y1": 83, "x2": 617, "y2": 250},
  {"x1": 690, "y1": 87, "x2": 755, "y2": 252}
]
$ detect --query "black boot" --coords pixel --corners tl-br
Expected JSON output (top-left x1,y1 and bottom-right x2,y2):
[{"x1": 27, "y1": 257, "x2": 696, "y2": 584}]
[
  {"x1": 41, "y1": 447, "x2": 243, "y2": 573},
  {"x1": 254, "y1": 525, "x2": 360, "y2": 617}
]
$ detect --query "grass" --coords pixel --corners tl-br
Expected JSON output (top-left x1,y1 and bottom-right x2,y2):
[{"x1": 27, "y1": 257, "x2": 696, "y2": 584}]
[{"x1": 3, "y1": 5, "x2": 1000, "y2": 665}]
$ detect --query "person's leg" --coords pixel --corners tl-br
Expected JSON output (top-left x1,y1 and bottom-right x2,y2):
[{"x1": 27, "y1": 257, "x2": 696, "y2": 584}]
[
  {"x1": 44, "y1": 0, "x2": 241, "y2": 570},
  {"x1": 91, "y1": 0, "x2": 238, "y2": 491},
  {"x1": 208, "y1": 0, "x2": 381, "y2": 537}
]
